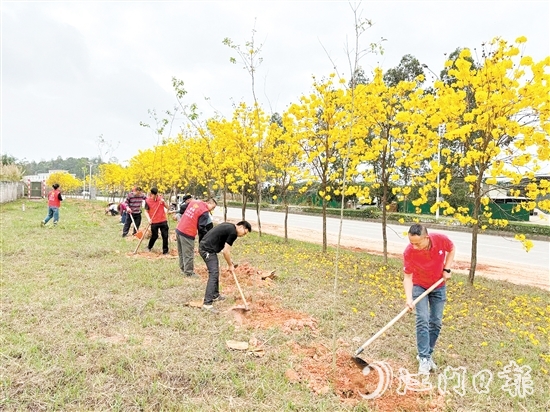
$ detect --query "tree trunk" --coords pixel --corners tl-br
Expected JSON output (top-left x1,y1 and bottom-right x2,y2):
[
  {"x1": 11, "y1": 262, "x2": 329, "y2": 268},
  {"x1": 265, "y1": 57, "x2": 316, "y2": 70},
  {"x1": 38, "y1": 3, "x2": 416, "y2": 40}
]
[
  {"x1": 322, "y1": 199, "x2": 327, "y2": 252},
  {"x1": 223, "y1": 186, "x2": 227, "y2": 222},
  {"x1": 241, "y1": 187, "x2": 246, "y2": 221},
  {"x1": 381, "y1": 184, "x2": 388, "y2": 265},
  {"x1": 468, "y1": 183, "x2": 482, "y2": 284},
  {"x1": 255, "y1": 184, "x2": 262, "y2": 236},
  {"x1": 284, "y1": 202, "x2": 289, "y2": 242},
  {"x1": 468, "y1": 223, "x2": 479, "y2": 284}
]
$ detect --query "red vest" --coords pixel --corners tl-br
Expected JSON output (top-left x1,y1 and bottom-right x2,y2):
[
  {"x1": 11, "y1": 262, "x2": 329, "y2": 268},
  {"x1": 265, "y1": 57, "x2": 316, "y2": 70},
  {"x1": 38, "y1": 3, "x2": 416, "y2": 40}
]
[
  {"x1": 176, "y1": 200, "x2": 209, "y2": 238},
  {"x1": 48, "y1": 189, "x2": 61, "y2": 207},
  {"x1": 145, "y1": 196, "x2": 167, "y2": 224}
]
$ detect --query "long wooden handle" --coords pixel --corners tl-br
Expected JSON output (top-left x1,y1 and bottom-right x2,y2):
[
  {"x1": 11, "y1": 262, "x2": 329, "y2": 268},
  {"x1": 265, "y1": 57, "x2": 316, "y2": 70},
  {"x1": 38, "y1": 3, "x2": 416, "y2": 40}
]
[
  {"x1": 133, "y1": 222, "x2": 151, "y2": 254},
  {"x1": 354, "y1": 277, "x2": 445, "y2": 356},
  {"x1": 128, "y1": 212, "x2": 139, "y2": 233},
  {"x1": 231, "y1": 269, "x2": 249, "y2": 309}
]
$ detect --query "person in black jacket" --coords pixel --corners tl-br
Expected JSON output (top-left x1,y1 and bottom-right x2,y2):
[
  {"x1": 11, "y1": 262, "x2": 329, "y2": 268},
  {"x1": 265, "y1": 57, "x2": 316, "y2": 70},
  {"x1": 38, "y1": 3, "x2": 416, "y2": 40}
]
[{"x1": 199, "y1": 221, "x2": 252, "y2": 313}]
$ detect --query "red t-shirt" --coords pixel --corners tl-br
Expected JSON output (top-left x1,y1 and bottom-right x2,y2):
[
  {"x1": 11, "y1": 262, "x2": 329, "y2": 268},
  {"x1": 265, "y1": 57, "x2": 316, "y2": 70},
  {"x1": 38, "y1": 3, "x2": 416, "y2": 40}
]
[
  {"x1": 403, "y1": 233, "x2": 454, "y2": 289},
  {"x1": 176, "y1": 200, "x2": 210, "y2": 238},
  {"x1": 145, "y1": 196, "x2": 167, "y2": 224}
]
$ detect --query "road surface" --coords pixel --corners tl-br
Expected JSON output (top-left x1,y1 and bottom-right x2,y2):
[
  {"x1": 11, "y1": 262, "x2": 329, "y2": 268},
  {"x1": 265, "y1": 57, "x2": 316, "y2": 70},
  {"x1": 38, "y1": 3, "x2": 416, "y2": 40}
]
[{"x1": 216, "y1": 207, "x2": 550, "y2": 290}]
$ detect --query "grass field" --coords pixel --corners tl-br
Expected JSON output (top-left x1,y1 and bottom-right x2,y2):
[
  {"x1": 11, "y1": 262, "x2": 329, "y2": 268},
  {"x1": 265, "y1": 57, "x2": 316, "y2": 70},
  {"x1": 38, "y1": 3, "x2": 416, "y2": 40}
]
[{"x1": 1, "y1": 198, "x2": 549, "y2": 411}]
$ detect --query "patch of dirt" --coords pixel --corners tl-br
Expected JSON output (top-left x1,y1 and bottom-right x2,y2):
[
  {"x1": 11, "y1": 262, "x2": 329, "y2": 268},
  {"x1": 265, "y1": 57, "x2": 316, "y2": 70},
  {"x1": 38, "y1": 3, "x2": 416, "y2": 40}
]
[
  {"x1": 287, "y1": 341, "x2": 446, "y2": 410},
  {"x1": 125, "y1": 249, "x2": 178, "y2": 259},
  {"x1": 179, "y1": 259, "x2": 448, "y2": 406},
  {"x1": 229, "y1": 292, "x2": 318, "y2": 333}
]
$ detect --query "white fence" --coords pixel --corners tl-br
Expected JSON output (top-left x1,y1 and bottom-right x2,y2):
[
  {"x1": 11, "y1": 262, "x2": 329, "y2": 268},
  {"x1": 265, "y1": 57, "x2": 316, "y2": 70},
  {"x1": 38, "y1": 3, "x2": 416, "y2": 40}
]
[{"x1": 0, "y1": 182, "x2": 26, "y2": 203}]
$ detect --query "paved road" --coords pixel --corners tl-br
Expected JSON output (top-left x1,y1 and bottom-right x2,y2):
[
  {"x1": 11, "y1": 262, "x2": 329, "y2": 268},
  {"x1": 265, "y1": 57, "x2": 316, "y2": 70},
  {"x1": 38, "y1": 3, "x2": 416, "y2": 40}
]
[{"x1": 218, "y1": 207, "x2": 549, "y2": 289}]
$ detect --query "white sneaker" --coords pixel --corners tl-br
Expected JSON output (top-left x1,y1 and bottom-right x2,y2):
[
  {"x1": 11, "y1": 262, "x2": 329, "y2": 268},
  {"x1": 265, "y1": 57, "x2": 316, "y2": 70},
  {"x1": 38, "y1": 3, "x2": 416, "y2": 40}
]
[
  {"x1": 417, "y1": 355, "x2": 437, "y2": 372},
  {"x1": 202, "y1": 305, "x2": 218, "y2": 314},
  {"x1": 418, "y1": 357, "x2": 431, "y2": 374},
  {"x1": 428, "y1": 357, "x2": 437, "y2": 371}
]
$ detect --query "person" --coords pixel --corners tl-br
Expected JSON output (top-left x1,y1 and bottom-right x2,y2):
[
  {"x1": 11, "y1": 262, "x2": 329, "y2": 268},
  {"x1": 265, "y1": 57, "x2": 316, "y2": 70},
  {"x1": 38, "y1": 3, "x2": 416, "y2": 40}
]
[
  {"x1": 178, "y1": 194, "x2": 193, "y2": 216},
  {"x1": 144, "y1": 187, "x2": 169, "y2": 254},
  {"x1": 41, "y1": 183, "x2": 63, "y2": 226},
  {"x1": 199, "y1": 220, "x2": 252, "y2": 313},
  {"x1": 105, "y1": 203, "x2": 118, "y2": 216},
  {"x1": 175, "y1": 198, "x2": 217, "y2": 277},
  {"x1": 403, "y1": 223, "x2": 455, "y2": 374},
  {"x1": 121, "y1": 187, "x2": 146, "y2": 237},
  {"x1": 199, "y1": 210, "x2": 214, "y2": 242},
  {"x1": 119, "y1": 202, "x2": 127, "y2": 225}
]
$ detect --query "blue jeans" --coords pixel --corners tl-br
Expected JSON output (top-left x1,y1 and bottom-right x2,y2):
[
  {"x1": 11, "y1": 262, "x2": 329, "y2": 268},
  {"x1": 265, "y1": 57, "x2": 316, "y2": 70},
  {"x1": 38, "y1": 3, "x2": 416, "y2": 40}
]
[
  {"x1": 43, "y1": 206, "x2": 59, "y2": 224},
  {"x1": 413, "y1": 285, "x2": 446, "y2": 359}
]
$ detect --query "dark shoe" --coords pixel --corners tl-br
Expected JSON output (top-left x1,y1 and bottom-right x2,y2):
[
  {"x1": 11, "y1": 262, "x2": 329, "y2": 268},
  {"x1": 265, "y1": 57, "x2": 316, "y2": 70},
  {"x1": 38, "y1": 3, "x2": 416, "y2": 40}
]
[
  {"x1": 186, "y1": 273, "x2": 200, "y2": 279},
  {"x1": 212, "y1": 294, "x2": 226, "y2": 302},
  {"x1": 202, "y1": 305, "x2": 218, "y2": 314}
]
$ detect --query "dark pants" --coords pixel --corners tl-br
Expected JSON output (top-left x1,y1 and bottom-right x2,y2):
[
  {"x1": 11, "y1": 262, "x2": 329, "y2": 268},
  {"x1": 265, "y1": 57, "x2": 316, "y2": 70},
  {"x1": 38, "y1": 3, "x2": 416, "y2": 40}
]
[
  {"x1": 148, "y1": 221, "x2": 169, "y2": 254},
  {"x1": 200, "y1": 248, "x2": 220, "y2": 305},
  {"x1": 122, "y1": 213, "x2": 141, "y2": 237}
]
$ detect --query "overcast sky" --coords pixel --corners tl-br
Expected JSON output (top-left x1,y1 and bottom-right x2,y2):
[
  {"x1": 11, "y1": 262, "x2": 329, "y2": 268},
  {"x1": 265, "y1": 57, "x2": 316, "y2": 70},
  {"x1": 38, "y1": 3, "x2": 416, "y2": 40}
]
[{"x1": 2, "y1": 1, "x2": 549, "y2": 165}]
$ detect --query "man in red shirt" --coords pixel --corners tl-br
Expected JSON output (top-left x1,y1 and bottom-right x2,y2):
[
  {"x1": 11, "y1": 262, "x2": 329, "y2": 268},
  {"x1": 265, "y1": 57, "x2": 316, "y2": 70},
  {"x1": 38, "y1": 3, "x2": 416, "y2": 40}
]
[
  {"x1": 144, "y1": 187, "x2": 169, "y2": 254},
  {"x1": 403, "y1": 224, "x2": 455, "y2": 375},
  {"x1": 175, "y1": 198, "x2": 217, "y2": 277},
  {"x1": 41, "y1": 183, "x2": 63, "y2": 226}
]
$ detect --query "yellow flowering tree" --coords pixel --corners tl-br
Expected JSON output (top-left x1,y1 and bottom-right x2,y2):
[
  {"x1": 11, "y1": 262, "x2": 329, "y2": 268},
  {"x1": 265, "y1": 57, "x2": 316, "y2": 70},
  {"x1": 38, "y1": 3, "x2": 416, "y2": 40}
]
[
  {"x1": 353, "y1": 69, "x2": 431, "y2": 263},
  {"x1": 434, "y1": 37, "x2": 550, "y2": 284},
  {"x1": 287, "y1": 75, "x2": 348, "y2": 252},
  {"x1": 267, "y1": 112, "x2": 305, "y2": 240},
  {"x1": 96, "y1": 163, "x2": 129, "y2": 200},
  {"x1": 45, "y1": 172, "x2": 82, "y2": 194},
  {"x1": 223, "y1": 29, "x2": 269, "y2": 235}
]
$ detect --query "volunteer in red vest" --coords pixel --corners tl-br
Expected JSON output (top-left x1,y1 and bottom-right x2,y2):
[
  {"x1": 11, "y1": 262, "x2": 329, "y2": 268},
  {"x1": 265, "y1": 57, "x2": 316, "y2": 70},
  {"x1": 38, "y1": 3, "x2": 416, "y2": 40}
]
[
  {"x1": 144, "y1": 187, "x2": 169, "y2": 254},
  {"x1": 175, "y1": 198, "x2": 217, "y2": 278},
  {"x1": 41, "y1": 183, "x2": 63, "y2": 227}
]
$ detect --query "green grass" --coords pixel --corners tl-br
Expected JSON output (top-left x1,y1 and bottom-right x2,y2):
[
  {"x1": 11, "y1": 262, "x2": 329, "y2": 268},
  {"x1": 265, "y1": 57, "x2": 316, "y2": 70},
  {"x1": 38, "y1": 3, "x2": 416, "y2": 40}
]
[{"x1": 1, "y1": 199, "x2": 549, "y2": 411}]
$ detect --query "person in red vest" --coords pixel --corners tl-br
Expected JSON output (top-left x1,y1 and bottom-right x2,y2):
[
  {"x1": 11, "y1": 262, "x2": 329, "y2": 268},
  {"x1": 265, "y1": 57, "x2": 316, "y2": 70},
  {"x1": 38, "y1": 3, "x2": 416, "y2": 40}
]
[
  {"x1": 144, "y1": 187, "x2": 169, "y2": 254},
  {"x1": 175, "y1": 198, "x2": 217, "y2": 278},
  {"x1": 41, "y1": 183, "x2": 63, "y2": 227}
]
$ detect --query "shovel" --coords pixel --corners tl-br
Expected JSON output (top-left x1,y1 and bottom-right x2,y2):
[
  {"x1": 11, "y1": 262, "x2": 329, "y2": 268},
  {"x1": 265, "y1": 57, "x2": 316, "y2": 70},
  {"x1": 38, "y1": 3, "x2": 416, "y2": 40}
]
[
  {"x1": 230, "y1": 268, "x2": 249, "y2": 313},
  {"x1": 352, "y1": 277, "x2": 445, "y2": 372},
  {"x1": 128, "y1": 213, "x2": 142, "y2": 238}
]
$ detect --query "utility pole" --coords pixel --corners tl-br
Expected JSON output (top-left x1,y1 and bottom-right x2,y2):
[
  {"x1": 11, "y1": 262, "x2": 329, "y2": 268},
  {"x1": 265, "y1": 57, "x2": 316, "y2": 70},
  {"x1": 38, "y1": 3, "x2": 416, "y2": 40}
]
[
  {"x1": 436, "y1": 124, "x2": 446, "y2": 220},
  {"x1": 88, "y1": 162, "x2": 93, "y2": 200}
]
